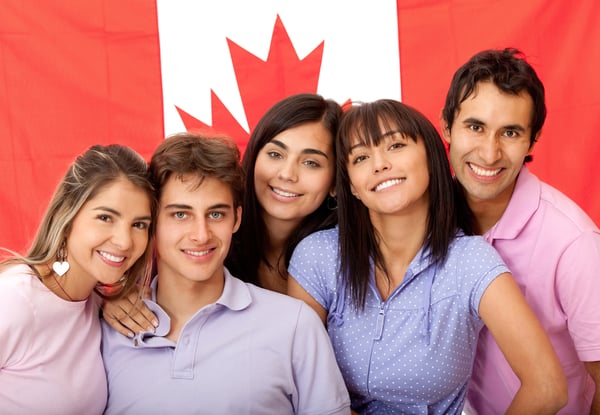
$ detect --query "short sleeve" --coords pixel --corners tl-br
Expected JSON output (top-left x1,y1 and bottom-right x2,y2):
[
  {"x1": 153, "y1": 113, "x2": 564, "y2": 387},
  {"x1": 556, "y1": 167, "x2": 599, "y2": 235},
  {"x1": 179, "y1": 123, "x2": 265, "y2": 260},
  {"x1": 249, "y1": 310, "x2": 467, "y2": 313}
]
[
  {"x1": 556, "y1": 230, "x2": 600, "y2": 361},
  {"x1": 291, "y1": 302, "x2": 351, "y2": 415},
  {"x1": 288, "y1": 229, "x2": 339, "y2": 311}
]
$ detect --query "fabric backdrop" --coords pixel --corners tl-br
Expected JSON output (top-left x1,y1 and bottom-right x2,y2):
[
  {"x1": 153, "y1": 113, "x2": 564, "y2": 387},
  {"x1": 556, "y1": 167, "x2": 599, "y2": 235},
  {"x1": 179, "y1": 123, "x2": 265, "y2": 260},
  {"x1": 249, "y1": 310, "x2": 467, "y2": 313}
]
[{"x1": 1, "y1": 0, "x2": 599, "y2": 252}]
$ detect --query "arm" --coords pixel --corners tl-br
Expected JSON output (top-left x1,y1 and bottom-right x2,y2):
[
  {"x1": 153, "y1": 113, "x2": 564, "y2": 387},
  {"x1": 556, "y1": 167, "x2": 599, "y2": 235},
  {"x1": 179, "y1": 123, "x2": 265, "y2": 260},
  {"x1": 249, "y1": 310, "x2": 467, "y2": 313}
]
[
  {"x1": 287, "y1": 275, "x2": 327, "y2": 325},
  {"x1": 585, "y1": 361, "x2": 600, "y2": 415},
  {"x1": 101, "y1": 285, "x2": 157, "y2": 337},
  {"x1": 479, "y1": 272, "x2": 568, "y2": 414}
]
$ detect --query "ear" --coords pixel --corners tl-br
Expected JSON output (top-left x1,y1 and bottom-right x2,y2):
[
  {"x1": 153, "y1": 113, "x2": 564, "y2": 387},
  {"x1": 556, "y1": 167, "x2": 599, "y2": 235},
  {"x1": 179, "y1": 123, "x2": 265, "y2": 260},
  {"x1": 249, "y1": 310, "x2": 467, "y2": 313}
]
[
  {"x1": 350, "y1": 184, "x2": 360, "y2": 200},
  {"x1": 529, "y1": 129, "x2": 542, "y2": 153},
  {"x1": 439, "y1": 111, "x2": 452, "y2": 144},
  {"x1": 233, "y1": 206, "x2": 242, "y2": 233}
]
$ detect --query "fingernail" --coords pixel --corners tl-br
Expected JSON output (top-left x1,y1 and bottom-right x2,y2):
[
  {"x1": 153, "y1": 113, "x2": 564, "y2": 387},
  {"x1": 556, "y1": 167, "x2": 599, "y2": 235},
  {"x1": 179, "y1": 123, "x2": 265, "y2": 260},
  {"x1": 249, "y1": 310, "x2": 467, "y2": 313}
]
[
  {"x1": 152, "y1": 319, "x2": 159, "y2": 327},
  {"x1": 127, "y1": 331, "x2": 134, "y2": 338},
  {"x1": 146, "y1": 325, "x2": 155, "y2": 333}
]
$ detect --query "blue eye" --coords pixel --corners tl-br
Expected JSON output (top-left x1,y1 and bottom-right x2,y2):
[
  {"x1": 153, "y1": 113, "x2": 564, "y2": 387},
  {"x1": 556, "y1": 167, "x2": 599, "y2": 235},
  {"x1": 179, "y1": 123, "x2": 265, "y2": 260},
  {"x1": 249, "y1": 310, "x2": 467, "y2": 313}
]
[{"x1": 209, "y1": 212, "x2": 224, "y2": 220}]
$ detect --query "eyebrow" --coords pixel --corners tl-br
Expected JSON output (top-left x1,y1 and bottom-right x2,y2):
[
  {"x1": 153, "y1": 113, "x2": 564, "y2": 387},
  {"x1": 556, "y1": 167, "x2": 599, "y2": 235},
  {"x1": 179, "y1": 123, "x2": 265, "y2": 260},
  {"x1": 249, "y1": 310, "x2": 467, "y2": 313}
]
[
  {"x1": 348, "y1": 130, "x2": 403, "y2": 153},
  {"x1": 463, "y1": 117, "x2": 526, "y2": 132},
  {"x1": 93, "y1": 206, "x2": 152, "y2": 221},
  {"x1": 269, "y1": 139, "x2": 330, "y2": 159},
  {"x1": 164, "y1": 203, "x2": 233, "y2": 211}
]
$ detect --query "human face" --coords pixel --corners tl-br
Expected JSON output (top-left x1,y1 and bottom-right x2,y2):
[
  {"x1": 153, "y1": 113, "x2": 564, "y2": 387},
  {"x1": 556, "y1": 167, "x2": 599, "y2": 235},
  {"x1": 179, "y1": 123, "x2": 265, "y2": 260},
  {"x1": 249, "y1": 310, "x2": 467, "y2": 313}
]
[
  {"x1": 67, "y1": 177, "x2": 152, "y2": 286},
  {"x1": 347, "y1": 129, "x2": 430, "y2": 218},
  {"x1": 442, "y1": 81, "x2": 536, "y2": 207},
  {"x1": 254, "y1": 121, "x2": 335, "y2": 227},
  {"x1": 155, "y1": 174, "x2": 241, "y2": 288}
]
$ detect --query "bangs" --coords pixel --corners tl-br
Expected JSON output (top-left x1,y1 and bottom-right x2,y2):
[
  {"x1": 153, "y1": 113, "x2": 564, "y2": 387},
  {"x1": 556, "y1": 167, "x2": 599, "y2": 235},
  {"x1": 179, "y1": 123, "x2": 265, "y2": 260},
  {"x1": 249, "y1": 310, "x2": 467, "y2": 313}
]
[{"x1": 338, "y1": 102, "x2": 421, "y2": 160}]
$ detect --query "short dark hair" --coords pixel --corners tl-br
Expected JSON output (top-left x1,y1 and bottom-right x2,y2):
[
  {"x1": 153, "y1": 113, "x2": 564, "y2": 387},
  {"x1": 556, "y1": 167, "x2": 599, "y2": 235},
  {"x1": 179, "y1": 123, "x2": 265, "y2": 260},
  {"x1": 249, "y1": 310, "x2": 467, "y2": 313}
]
[
  {"x1": 337, "y1": 99, "x2": 457, "y2": 308},
  {"x1": 442, "y1": 48, "x2": 546, "y2": 156}
]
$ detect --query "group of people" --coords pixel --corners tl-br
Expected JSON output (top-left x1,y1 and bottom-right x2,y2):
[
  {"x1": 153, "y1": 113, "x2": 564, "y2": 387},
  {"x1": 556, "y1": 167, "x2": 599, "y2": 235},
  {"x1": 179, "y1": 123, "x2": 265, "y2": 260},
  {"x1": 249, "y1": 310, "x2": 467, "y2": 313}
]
[{"x1": 1, "y1": 48, "x2": 599, "y2": 414}]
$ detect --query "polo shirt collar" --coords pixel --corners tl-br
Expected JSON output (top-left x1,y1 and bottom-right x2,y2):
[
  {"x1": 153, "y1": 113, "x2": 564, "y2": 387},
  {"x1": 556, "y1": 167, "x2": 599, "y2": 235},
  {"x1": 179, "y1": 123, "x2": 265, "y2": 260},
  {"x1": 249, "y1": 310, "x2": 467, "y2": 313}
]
[
  {"x1": 485, "y1": 166, "x2": 541, "y2": 241},
  {"x1": 134, "y1": 268, "x2": 252, "y2": 347}
]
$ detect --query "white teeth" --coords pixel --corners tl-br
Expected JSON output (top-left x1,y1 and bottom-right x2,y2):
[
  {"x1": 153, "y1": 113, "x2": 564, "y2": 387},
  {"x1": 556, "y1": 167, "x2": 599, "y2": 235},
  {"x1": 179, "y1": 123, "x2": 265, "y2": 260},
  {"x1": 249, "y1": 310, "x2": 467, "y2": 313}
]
[
  {"x1": 184, "y1": 249, "x2": 211, "y2": 257},
  {"x1": 272, "y1": 187, "x2": 300, "y2": 198},
  {"x1": 99, "y1": 251, "x2": 125, "y2": 263},
  {"x1": 375, "y1": 178, "x2": 404, "y2": 192},
  {"x1": 469, "y1": 163, "x2": 501, "y2": 177}
]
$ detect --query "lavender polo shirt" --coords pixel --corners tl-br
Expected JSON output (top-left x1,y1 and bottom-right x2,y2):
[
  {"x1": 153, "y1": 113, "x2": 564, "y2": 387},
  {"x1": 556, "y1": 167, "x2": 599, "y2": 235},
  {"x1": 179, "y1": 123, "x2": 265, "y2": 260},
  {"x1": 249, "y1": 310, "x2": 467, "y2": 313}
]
[
  {"x1": 101, "y1": 269, "x2": 350, "y2": 415},
  {"x1": 465, "y1": 166, "x2": 600, "y2": 415}
]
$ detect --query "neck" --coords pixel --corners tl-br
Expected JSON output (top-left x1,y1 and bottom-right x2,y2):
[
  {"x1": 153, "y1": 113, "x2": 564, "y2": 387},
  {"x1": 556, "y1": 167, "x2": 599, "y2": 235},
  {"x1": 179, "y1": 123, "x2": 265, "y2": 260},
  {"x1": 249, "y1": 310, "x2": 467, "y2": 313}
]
[
  {"x1": 155, "y1": 266, "x2": 225, "y2": 340},
  {"x1": 467, "y1": 195, "x2": 510, "y2": 235},
  {"x1": 370, "y1": 208, "x2": 428, "y2": 294},
  {"x1": 35, "y1": 264, "x2": 95, "y2": 302}
]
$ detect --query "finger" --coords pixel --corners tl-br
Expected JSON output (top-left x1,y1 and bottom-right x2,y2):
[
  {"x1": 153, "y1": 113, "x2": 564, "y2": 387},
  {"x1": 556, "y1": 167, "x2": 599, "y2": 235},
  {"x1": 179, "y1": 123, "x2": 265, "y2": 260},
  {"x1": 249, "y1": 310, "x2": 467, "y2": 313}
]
[
  {"x1": 102, "y1": 312, "x2": 135, "y2": 338},
  {"x1": 125, "y1": 298, "x2": 159, "y2": 331}
]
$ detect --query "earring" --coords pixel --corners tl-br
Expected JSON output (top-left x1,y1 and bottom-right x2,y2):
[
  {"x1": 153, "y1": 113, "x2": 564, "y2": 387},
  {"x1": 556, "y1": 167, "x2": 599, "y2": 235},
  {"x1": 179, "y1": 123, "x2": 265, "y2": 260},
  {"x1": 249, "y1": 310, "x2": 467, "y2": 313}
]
[{"x1": 52, "y1": 240, "x2": 70, "y2": 277}]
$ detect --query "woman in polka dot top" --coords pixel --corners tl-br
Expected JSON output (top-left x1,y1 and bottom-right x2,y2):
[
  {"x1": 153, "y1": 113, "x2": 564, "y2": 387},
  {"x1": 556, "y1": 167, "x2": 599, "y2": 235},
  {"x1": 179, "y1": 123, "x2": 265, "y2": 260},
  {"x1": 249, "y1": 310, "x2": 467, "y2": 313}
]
[{"x1": 288, "y1": 99, "x2": 567, "y2": 414}]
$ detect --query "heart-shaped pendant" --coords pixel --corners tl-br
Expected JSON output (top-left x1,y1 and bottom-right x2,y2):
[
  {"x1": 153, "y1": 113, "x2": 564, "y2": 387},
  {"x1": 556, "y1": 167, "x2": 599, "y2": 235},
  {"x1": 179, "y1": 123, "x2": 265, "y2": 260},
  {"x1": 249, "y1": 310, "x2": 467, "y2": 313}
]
[{"x1": 52, "y1": 261, "x2": 70, "y2": 277}]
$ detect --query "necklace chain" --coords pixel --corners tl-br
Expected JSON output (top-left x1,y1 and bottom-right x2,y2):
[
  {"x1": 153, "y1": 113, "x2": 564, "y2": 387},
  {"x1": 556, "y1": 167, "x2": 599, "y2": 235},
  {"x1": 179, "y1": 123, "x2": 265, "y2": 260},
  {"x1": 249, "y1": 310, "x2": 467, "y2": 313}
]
[{"x1": 46, "y1": 264, "x2": 74, "y2": 301}]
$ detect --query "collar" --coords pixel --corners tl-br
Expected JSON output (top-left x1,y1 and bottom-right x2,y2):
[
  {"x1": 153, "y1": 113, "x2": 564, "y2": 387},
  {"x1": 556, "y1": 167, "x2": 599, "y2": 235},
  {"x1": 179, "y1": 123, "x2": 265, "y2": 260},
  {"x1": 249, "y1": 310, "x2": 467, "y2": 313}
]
[
  {"x1": 133, "y1": 268, "x2": 252, "y2": 348},
  {"x1": 484, "y1": 166, "x2": 541, "y2": 242}
]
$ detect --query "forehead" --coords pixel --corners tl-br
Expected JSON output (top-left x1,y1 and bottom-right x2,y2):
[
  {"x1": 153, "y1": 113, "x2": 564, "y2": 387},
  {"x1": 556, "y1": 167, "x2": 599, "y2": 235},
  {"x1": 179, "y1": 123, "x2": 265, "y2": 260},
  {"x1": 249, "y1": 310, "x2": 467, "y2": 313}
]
[
  {"x1": 268, "y1": 122, "x2": 333, "y2": 152},
  {"x1": 458, "y1": 82, "x2": 534, "y2": 127},
  {"x1": 160, "y1": 174, "x2": 233, "y2": 207}
]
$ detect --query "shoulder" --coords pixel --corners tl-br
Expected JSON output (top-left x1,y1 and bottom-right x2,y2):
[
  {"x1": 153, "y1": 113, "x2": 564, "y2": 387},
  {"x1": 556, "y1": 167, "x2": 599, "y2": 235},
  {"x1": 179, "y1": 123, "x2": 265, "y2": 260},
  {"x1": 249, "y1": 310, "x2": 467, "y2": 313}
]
[
  {"x1": 444, "y1": 234, "x2": 508, "y2": 283},
  {"x1": 292, "y1": 226, "x2": 338, "y2": 262},
  {"x1": 448, "y1": 234, "x2": 502, "y2": 260}
]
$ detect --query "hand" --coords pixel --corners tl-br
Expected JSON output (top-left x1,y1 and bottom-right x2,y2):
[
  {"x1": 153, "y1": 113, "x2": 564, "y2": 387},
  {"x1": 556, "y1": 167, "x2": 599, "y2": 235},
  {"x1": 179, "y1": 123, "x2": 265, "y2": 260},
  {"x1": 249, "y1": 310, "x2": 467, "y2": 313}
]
[{"x1": 101, "y1": 285, "x2": 158, "y2": 338}]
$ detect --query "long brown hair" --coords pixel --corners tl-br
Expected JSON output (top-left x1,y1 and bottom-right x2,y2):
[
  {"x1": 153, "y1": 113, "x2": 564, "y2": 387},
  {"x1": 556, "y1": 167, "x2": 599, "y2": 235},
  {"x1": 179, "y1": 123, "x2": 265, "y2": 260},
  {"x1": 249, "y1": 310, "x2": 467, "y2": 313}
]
[{"x1": 1, "y1": 144, "x2": 157, "y2": 299}]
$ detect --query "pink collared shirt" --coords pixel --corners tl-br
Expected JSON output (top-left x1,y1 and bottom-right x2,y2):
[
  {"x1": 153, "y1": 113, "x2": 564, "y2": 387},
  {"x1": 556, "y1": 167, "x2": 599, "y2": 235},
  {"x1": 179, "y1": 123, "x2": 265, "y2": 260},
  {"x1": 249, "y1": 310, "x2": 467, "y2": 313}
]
[{"x1": 465, "y1": 166, "x2": 600, "y2": 414}]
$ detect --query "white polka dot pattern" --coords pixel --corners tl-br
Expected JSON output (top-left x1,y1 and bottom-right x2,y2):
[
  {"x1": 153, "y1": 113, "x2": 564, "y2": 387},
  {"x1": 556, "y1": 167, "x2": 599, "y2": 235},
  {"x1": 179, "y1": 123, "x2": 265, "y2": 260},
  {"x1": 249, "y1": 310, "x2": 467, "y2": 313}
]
[{"x1": 288, "y1": 226, "x2": 508, "y2": 414}]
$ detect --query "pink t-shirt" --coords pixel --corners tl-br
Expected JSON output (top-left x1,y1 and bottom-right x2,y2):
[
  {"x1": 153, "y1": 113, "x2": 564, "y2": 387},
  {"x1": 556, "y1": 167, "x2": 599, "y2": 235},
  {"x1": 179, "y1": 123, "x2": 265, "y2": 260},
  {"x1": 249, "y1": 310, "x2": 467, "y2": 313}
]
[
  {"x1": 0, "y1": 264, "x2": 106, "y2": 414},
  {"x1": 465, "y1": 167, "x2": 600, "y2": 414}
]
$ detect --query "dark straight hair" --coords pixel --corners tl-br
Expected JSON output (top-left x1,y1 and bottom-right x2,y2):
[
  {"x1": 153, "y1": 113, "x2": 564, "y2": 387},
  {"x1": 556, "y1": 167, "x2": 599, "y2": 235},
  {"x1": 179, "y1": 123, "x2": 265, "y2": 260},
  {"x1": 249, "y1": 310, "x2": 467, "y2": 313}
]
[
  {"x1": 336, "y1": 99, "x2": 458, "y2": 309},
  {"x1": 226, "y1": 93, "x2": 341, "y2": 285}
]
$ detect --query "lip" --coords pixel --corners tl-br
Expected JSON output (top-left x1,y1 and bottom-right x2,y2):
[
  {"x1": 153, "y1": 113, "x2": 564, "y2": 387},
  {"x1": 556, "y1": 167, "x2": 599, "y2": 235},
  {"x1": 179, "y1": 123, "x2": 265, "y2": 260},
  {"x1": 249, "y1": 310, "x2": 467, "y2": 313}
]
[
  {"x1": 182, "y1": 247, "x2": 215, "y2": 260},
  {"x1": 372, "y1": 177, "x2": 405, "y2": 192},
  {"x1": 468, "y1": 162, "x2": 503, "y2": 180},
  {"x1": 270, "y1": 186, "x2": 302, "y2": 200},
  {"x1": 97, "y1": 250, "x2": 127, "y2": 267}
]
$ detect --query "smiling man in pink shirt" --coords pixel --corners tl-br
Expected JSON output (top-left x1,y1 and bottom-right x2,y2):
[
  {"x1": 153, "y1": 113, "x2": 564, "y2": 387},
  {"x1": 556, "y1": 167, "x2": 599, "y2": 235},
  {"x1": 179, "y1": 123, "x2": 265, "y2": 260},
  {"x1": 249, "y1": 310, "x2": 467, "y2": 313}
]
[{"x1": 441, "y1": 48, "x2": 600, "y2": 414}]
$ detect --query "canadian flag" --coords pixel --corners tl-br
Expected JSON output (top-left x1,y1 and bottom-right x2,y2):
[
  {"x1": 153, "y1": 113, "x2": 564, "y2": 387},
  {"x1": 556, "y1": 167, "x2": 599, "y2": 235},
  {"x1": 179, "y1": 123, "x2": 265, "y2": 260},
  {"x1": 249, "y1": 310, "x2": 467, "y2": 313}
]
[{"x1": 1, "y1": 0, "x2": 599, "y2": 252}]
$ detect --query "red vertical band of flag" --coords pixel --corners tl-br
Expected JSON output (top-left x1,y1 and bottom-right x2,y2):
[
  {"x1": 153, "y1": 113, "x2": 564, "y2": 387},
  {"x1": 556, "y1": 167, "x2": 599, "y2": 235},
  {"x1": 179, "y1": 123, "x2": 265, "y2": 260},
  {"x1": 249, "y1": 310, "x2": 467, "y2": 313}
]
[
  {"x1": 0, "y1": 1, "x2": 164, "y2": 252},
  {"x1": 1, "y1": 1, "x2": 599, "y2": 254}
]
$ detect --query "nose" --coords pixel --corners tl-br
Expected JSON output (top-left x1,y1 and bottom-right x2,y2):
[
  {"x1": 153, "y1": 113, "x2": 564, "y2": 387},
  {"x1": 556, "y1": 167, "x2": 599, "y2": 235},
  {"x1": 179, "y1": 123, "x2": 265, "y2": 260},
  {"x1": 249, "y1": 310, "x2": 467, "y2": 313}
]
[
  {"x1": 372, "y1": 150, "x2": 391, "y2": 174},
  {"x1": 111, "y1": 224, "x2": 133, "y2": 250},
  {"x1": 190, "y1": 218, "x2": 211, "y2": 243},
  {"x1": 479, "y1": 134, "x2": 502, "y2": 164},
  {"x1": 277, "y1": 159, "x2": 298, "y2": 182}
]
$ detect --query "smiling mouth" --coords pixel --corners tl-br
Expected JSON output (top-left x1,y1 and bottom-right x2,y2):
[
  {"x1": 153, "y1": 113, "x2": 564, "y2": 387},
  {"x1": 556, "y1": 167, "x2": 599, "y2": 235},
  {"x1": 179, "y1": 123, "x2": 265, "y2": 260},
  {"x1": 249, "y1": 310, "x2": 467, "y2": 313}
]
[
  {"x1": 271, "y1": 186, "x2": 301, "y2": 198},
  {"x1": 469, "y1": 163, "x2": 502, "y2": 177},
  {"x1": 183, "y1": 249, "x2": 213, "y2": 257},
  {"x1": 373, "y1": 178, "x2": 405, "y2": 192},
  {"x1": 98, "y1": 251, "x2": 125, "y2": 263}
]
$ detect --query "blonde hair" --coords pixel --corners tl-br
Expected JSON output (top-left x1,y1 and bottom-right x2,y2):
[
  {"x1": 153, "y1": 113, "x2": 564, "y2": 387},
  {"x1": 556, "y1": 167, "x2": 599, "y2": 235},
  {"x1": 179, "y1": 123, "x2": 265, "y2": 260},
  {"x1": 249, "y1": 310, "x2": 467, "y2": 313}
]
[{"x1": 1, "y1": 144, "x2": 157, "y2": 299}]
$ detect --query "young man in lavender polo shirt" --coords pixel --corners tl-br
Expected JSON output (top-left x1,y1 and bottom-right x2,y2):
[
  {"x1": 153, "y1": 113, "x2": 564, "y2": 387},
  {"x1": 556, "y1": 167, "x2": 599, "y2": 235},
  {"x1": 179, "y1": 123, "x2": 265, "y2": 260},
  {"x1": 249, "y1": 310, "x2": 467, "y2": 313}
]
[
  {"x1": 101, "y1": 133, "x2": 350, "y2": 415},
  {"x1": 440, "y1": 48, "x2": 600, "y2": 414}
]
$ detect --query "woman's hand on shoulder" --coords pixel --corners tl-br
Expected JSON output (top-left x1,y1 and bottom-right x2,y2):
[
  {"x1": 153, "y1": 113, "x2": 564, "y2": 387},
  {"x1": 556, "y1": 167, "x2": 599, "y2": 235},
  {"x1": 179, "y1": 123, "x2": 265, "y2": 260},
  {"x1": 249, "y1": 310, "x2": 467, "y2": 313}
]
[{"x1": 101, "y1": 285, "x2": 157, "y2": 338}]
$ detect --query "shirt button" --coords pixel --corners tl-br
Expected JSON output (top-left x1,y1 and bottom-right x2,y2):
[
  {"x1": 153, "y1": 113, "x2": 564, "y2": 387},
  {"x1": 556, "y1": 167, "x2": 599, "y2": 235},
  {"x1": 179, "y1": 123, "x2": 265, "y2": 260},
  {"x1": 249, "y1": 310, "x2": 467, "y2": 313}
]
[{"x1": 182, "y1": 336, "x2": 190, "y2": 345}]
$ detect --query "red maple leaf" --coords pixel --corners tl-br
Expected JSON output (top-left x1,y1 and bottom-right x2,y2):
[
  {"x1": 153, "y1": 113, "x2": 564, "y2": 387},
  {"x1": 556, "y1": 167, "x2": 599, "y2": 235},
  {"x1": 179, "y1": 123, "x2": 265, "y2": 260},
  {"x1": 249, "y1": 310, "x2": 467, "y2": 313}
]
[{"x1": 176, "y1": 15, "x2": 324, "y2": 155}]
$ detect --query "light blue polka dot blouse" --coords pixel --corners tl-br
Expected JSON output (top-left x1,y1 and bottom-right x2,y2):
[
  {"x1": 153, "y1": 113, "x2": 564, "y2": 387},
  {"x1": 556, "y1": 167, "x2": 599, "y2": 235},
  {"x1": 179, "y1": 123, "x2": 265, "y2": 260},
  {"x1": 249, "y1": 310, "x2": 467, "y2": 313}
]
[{"x1": 288, "y1": 226, "x2": 508, "y2": 415}]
